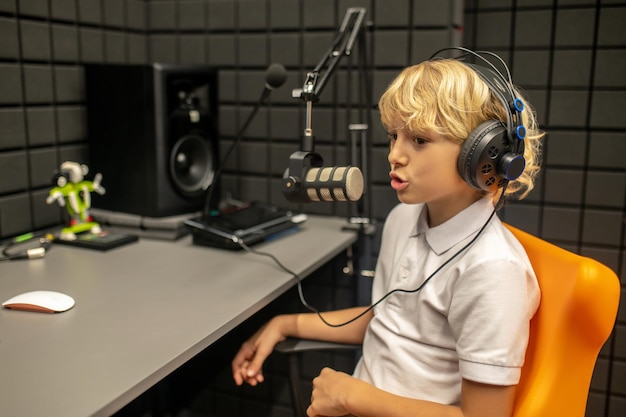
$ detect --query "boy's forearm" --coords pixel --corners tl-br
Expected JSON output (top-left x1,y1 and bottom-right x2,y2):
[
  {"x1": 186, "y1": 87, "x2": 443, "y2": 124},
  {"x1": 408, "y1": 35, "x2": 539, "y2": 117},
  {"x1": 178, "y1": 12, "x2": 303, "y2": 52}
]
[
  {"x1": 342, "y1": 377, "x2": 513, "y2": 417},
  {"x1": 346, "y1": 386, "x2": 462, "y2": 417},
  {"x1": 279, "y1": 306, "x2": 372, "y2": 344}
]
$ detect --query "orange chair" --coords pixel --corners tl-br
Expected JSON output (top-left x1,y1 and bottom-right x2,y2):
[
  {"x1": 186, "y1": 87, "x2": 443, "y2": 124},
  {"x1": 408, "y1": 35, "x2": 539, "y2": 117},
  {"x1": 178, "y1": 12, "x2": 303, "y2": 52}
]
[
  {"x1": 277, "y1": 224, "x2": 621, "y2": 417},
  {"x1": 505, "y1": 224, "x2": 620, "y2": 417}
]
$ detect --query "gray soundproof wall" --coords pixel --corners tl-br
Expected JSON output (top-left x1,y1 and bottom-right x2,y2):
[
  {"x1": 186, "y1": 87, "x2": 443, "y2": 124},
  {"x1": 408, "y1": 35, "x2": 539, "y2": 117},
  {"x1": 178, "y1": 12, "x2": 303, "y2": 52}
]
[{"x1": 0, "y1": 1, "x2": 623, "y2": 416}]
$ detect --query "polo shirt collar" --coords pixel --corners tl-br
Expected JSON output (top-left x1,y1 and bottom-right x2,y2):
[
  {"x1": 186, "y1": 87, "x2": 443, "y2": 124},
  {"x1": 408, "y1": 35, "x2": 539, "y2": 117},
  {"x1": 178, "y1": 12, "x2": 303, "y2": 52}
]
[{"x1": 416, "y1": 197, "x2": 495, "y2": 255}]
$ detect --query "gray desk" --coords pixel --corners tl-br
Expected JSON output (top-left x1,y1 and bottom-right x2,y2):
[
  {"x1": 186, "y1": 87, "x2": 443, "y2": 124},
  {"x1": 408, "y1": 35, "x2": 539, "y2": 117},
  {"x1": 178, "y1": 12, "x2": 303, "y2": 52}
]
[{"x1": 0, "y1": 215, "x2": 356, "y2": 417}]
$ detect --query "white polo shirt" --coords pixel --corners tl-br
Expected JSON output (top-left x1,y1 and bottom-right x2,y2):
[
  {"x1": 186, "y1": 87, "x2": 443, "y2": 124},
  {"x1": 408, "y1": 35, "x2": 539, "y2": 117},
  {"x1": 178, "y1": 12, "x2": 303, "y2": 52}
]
[{"x1": 352, "y1": 198, "x2": 540, "y2": 405}]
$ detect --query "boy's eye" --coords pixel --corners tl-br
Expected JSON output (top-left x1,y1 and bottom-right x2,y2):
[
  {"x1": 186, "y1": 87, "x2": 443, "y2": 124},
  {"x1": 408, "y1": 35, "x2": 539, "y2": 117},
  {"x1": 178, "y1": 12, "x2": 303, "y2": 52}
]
[{"x1": 413, "y1": 137, "x2": 427, "y2": 145}]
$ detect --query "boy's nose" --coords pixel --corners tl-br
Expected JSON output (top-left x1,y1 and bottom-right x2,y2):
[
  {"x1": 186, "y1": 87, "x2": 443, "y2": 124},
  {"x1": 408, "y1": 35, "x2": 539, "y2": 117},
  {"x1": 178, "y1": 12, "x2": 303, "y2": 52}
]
[{"x1": 388, "y1": 141, "x2": 407, "y2": 166}]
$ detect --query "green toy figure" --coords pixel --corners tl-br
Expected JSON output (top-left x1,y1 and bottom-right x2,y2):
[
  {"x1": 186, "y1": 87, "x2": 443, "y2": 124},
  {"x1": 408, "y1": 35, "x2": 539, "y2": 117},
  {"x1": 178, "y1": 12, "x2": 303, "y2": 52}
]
[{"x1": 46, "y1": 161, "x2": 106, "y2": 241}]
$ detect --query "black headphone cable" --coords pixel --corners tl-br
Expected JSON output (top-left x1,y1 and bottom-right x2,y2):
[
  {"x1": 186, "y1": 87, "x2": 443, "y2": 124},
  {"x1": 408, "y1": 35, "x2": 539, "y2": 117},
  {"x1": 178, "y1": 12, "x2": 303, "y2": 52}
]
[{"x1": 235, "y1": 187, "x2": 507, "y2": 328}]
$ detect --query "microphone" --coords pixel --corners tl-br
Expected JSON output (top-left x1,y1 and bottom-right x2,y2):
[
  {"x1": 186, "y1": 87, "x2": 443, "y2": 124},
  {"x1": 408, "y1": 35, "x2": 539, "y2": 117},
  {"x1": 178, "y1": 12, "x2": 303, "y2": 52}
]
[
  {"x1": 265, "y1": 63, "x2": 288, "y2": 91},
  {"x1": 282, "y1": 151, "x2": 364, "y2": 203},
  {"x1": 201, "y1": 63, "x2": 287, "y2": 217}
]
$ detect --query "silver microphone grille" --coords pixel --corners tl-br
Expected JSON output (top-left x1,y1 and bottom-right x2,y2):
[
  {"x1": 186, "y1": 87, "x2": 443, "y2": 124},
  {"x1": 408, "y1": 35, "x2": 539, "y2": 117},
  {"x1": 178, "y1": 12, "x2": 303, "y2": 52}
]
[
  {"x1": 344, "y1": 166, "x2": 364, "y2": 201},
  {"x1": 304, "y1": 166, "x2": 364, "y2": 202}
]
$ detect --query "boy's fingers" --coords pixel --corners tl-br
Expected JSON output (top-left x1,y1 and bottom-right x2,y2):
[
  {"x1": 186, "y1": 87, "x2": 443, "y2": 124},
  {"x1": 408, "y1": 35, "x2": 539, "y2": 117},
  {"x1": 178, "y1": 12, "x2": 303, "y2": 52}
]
[
  {"x1": 233, "y1": 373, "x2": 243, "y2": 386},
  {"x1": 247, "y1": 343, "x2": 273, "y2": 376}
]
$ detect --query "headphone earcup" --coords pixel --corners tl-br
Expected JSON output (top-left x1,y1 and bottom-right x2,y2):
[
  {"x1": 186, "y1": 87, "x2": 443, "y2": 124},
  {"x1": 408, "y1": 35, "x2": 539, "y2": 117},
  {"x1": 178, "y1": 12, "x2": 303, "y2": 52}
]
[{"x1": 458, "y1": 120, "x2": 511, "y2": 192}]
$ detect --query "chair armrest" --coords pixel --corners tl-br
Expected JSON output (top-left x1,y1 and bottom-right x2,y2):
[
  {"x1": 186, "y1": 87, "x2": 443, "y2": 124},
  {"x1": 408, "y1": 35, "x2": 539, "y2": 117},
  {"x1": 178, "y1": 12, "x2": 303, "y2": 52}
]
[{"x1": 275, "y1": 338, "x2": 360, "y2": 354}]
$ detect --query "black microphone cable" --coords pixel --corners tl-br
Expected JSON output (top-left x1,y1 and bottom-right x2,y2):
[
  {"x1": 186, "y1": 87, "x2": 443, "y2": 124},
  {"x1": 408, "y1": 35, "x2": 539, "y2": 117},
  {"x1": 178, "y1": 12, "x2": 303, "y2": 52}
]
[
  {"x1": 201, "y1": 63, "x2": 288, "y2": 219},
  {"x1": 236, "y1": 185, "x2": 508, "y2": 328}
]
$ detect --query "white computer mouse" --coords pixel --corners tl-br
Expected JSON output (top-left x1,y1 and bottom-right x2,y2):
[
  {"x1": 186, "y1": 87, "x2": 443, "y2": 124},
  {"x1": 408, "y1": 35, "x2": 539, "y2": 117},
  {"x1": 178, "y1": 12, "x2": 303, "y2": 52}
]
[{"x1": 2, "y1": 290, "x2": 75, "y2": 313}]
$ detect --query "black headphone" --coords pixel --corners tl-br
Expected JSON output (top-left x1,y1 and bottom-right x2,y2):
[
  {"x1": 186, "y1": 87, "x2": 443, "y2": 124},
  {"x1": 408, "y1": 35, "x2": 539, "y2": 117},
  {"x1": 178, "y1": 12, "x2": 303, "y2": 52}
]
[{"x1": 430, "y1": 47, "x2": 527, "y2": 193}]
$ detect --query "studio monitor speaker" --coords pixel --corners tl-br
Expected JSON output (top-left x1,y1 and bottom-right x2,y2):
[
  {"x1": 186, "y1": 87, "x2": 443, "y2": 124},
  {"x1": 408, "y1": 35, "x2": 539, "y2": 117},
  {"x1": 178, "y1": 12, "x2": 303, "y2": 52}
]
[{"x1": 85, "y1": 63, "x2": 219, "y2": 217}]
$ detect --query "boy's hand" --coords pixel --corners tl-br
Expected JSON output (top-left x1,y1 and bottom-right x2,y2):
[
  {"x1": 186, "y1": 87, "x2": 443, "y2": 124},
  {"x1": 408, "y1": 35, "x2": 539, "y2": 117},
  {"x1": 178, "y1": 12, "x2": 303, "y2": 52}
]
[
  {"x1": 307, "y1": 367, "x2": 356, "y2": 417},
  {"x1": 232, "y1": 317, "x2": 287, "y2": 386},
  {"x1": 231, "y1": 338, "x2": 266, "y2": 386}
]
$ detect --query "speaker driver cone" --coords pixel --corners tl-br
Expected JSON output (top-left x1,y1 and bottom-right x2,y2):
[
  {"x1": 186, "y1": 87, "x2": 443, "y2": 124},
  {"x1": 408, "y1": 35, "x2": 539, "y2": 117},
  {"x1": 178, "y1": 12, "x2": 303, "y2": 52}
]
[{"x1": 170, "y1": 134, "x2": 214, "y2": 197}]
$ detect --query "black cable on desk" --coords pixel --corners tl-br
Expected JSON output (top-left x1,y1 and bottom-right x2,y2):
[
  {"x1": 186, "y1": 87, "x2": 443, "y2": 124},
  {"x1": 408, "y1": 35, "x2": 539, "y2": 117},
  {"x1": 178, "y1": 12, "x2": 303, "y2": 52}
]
[{"x1": 0, "y1": 233, "x2": 53, "y2": 261}]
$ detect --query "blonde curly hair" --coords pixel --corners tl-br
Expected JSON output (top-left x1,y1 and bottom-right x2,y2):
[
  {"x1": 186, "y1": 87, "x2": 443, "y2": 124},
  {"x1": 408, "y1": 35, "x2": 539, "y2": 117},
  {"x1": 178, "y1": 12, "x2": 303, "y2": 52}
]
[{"x1": 378, "y1": 58, "x2": 544, "y2": 201}]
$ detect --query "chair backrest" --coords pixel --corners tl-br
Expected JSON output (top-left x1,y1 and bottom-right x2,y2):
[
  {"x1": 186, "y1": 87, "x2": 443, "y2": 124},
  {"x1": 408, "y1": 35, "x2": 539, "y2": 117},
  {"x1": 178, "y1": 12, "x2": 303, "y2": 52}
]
[{"x1": 505, "y1": 224, "x2": 620, "y2": 417}]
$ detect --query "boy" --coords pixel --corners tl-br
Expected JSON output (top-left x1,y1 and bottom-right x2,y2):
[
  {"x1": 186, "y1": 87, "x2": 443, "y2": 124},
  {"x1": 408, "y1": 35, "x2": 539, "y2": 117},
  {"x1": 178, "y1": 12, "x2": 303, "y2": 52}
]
[{"x1": 232, "y1": 49, "x2": 544, "y2": 417}]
